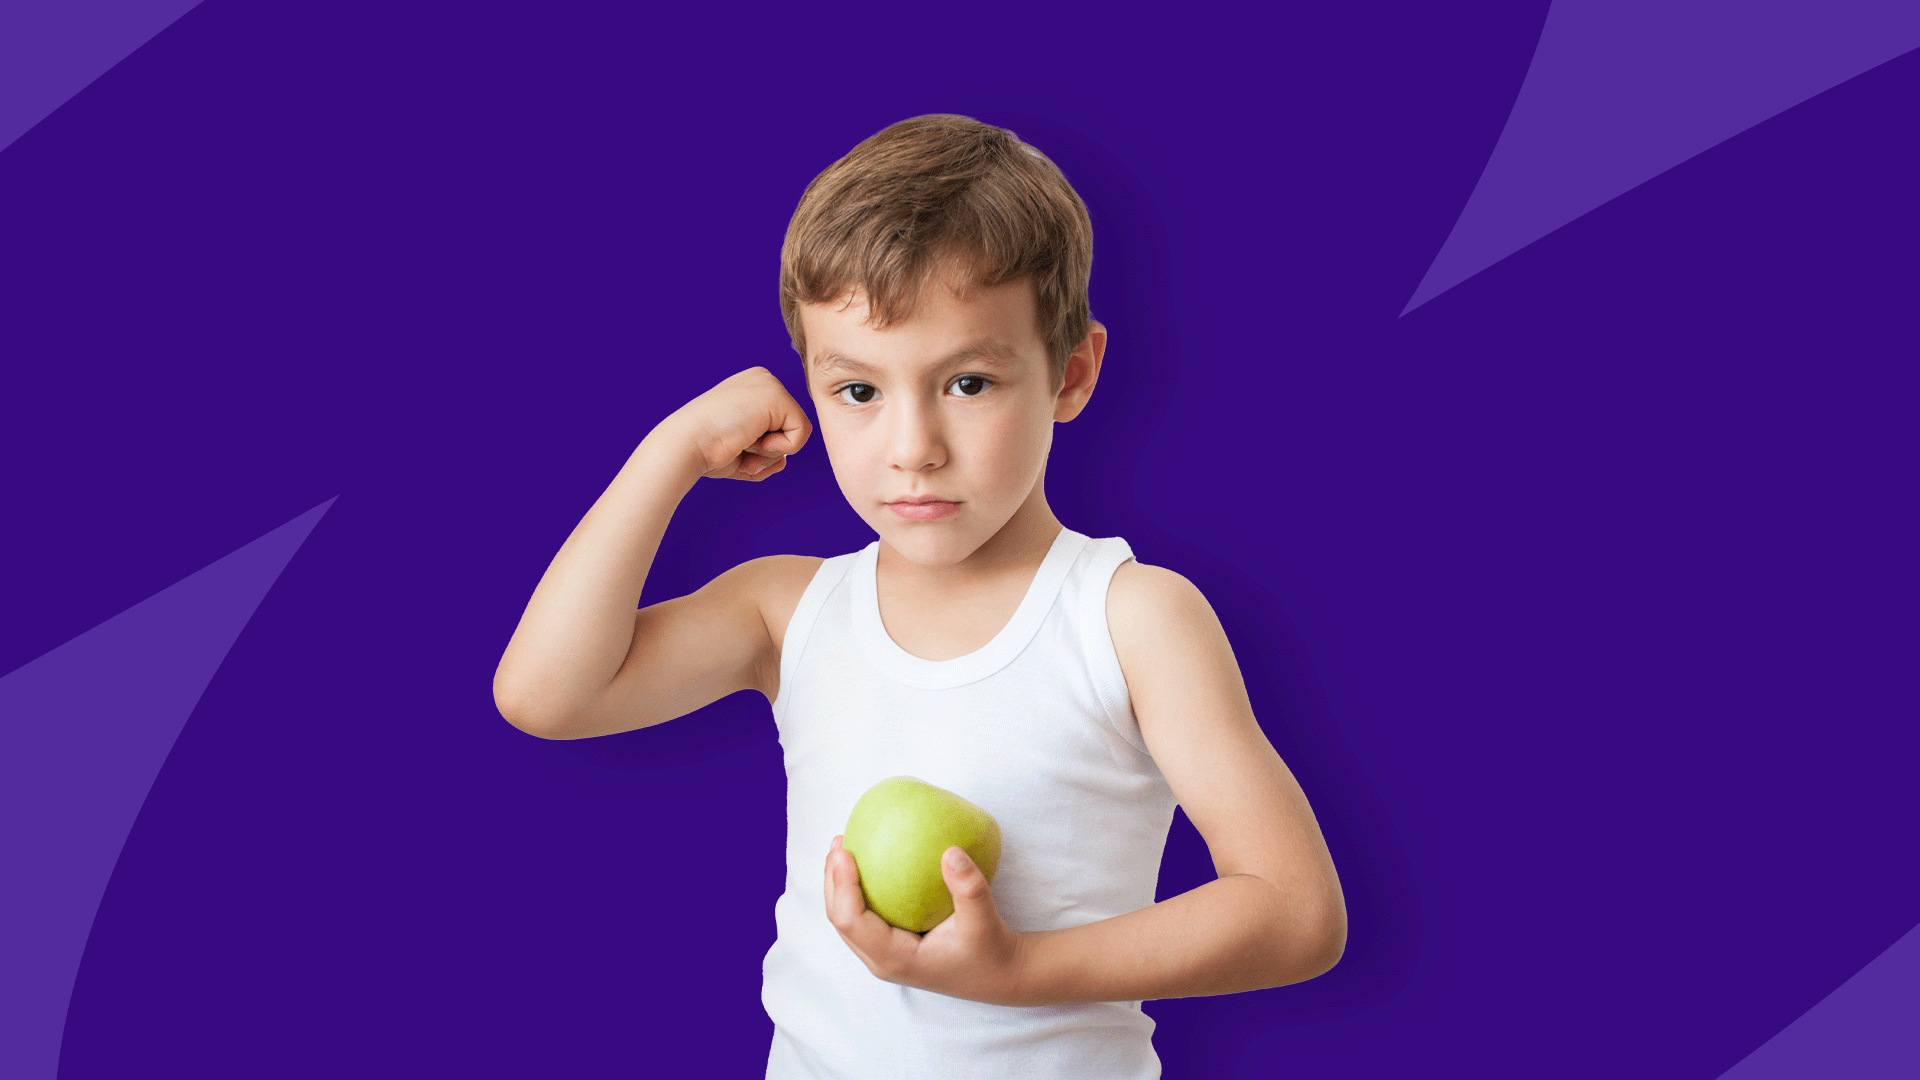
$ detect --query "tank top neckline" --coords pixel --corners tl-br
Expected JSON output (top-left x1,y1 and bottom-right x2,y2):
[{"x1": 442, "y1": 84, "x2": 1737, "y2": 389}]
[{"x1": 850, "y1": 526, "x2": 1091, "y2": 690}]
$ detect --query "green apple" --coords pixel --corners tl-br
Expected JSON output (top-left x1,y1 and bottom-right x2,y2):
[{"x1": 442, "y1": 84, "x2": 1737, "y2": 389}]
[{"x1": 842, "y1": 776, "x2": 1002, "y2": 933}]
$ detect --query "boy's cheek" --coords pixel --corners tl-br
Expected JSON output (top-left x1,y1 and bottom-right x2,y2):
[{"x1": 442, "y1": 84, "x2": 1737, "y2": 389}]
[
  {"x1": 814, "y1": 419, "x2": 865, "y2": 477},
  {"x1": 826, "y1": 453, "x2": 883, "y2": 526}
]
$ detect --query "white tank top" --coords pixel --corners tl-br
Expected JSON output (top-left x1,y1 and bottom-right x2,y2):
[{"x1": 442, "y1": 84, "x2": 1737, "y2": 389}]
[{"x1": 763, "y1": 527, "x2": 1177, "y2": 1079}]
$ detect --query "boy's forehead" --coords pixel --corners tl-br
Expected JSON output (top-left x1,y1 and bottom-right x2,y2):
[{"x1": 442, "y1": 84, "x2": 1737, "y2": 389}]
[{"x1": 800, "y1": 275, "x2": 1044, "y2": 373}]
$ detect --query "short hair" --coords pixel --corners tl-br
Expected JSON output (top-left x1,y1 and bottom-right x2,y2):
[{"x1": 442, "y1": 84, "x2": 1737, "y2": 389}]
[{"x1": 780, "y1": 115, "x2": 1094, "y2": 387}]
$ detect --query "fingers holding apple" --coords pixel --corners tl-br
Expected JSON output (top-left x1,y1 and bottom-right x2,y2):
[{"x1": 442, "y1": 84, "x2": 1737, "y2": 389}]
[
  {"x1": 822, "y1": 778, "x2": 1026, "y2": 1004},
  {"x1": 938, "y1": 845, "x2": 992, "y2": 918},
  {"x1": 823, "y1": 835, "x2": 882, "y2": 937},
  {"x1": 919, "y1": 845, "x2": 1026, "y2": 993},
  {"x1": 824, "y1": 835, "x2": 917, "y2": 979}
]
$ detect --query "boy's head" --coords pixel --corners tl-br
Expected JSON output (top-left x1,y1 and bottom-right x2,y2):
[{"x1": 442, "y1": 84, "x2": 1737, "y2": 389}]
[
  {"x1": 781, "y1": 116, "x2": 1105, "y2": 567},
  {"x1": 780, "y1": 114, "x2": 1093, "y2": 389}
]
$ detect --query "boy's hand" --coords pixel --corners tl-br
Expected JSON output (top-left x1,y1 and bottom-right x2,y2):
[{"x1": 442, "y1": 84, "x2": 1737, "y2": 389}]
[
  {"x1": 664, "y1": 366, "x2": 812, "y2": 482},
  {"x1": 823, "y1": 836, "x2": 1028, "y2": 1006}
]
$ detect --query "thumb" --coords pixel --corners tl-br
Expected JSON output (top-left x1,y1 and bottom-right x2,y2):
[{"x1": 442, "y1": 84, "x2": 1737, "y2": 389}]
[{"x1": 942, "y1": 846, "x2": 991, "y2": 910}]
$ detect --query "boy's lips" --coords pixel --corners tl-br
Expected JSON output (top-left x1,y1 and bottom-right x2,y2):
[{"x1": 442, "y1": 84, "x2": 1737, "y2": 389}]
[{"x1": 886, "y1": 496, "x2": 960, "y2": 521}]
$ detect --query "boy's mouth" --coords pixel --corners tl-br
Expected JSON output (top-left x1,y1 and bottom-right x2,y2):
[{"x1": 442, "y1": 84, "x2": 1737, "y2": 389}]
[{"x1": 885, "y1": 496, "x2": 960, "y2": 521}]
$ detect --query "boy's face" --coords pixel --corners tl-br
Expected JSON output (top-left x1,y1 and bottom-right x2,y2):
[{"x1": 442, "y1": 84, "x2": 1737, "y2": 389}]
[{"x1": 800, "y1": 269, "x2": 1101, "y2": 567}]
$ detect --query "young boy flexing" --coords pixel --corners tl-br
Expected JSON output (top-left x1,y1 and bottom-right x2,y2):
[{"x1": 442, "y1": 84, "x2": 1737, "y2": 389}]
[{"x1": 493, "y1": 115, "x2": 1345, "y2": 1078}]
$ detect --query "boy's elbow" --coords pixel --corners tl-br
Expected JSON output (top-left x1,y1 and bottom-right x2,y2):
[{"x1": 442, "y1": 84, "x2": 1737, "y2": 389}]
[
  {"x1": 492, "y1": 675, "x2": 578, "y2": 740},
  {"x1": 1302, "y1": 905, "x2": 1347, "y2": 981},
  {"x1": 495, "y1": 698, "x2": 558, "y2": 740},
  {"x1": 1271, "y1": 889, "x2": 1346, "y2": 987}
]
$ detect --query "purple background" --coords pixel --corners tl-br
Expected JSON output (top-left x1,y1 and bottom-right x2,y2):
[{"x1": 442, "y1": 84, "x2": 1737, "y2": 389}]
[{"x1": 3, "y1": 1, "x2": 1915, "y2": 1076}]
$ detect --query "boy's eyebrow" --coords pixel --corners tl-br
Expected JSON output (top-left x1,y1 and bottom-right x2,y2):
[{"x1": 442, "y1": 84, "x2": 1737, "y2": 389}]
[{"x1": 812, "y1": 337, "x2": 1021, "y2": 377}]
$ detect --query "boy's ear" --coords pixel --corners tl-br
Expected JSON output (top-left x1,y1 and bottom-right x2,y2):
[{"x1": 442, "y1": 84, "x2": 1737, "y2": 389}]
[{"x1": 1053, "y1": 320, "x2": 1106, "y2": 423}]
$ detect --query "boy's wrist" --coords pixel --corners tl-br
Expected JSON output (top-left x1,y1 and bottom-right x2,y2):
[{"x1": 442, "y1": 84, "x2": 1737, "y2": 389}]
[
  {"x1": 632, "y1": 414, "x2": 714, "y2": 488},
  {"x1": 1004, "y1": 930, "x2": 1041, "y2": 1006}
]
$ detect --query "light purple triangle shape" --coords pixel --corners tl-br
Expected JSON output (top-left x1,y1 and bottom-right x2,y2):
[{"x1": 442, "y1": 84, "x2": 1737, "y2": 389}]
[
  {"x1": 1, "y1": 0, "x2": 207, "y2": 158},
  {"x1": 1717, "y1": 921, "x2": 1920, "y2": 1078},
  {"x1": 0, "y1": 498, "x2": 333, "y2": 1080},
  {"x1": 1404, "y1": 1, "x2": 1920, "y2": 314}
]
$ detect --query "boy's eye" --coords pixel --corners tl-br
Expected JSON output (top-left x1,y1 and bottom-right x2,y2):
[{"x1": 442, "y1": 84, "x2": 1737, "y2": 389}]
[
  {"x1": 836, "y1": 383, "x2": 878, "y2": 405},
  {"x1": 948, "y1": 375, "x2": 992, "y2": 398}
]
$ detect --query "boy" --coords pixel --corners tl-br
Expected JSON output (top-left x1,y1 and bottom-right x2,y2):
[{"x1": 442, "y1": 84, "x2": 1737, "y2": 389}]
[{"x1": 493, "y1": 115, "x2": 1345, "y2": 1078}]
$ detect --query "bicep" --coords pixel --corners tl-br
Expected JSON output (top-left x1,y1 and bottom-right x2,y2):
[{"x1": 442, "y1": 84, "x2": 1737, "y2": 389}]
[
  {"x1": 573, "y1": 555, "x2": 816, "y2": 738},
  {"x1": 1110, "y1": 564, "x2": 1340, "y2": 903}
]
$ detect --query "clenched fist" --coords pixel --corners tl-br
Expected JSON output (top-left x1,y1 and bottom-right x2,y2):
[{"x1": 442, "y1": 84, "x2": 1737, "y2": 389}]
[{"x1": 664, "y1": 367, "x2": 813, "y2": 482}]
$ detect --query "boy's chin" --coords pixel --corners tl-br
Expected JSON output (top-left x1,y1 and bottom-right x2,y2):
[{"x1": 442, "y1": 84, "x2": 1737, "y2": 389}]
[{"x1": 871, "y1": 522, "x2": 989, "y2": 568}]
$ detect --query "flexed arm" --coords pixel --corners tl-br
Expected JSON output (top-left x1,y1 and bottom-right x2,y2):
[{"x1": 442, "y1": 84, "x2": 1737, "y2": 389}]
[
  {"x1": 493, "y1": 367, "x2": 815, "y2": 740},
  {"x1": 1013, "y1": 562, "x2": 1347, "y2": 1001},
  {"x1": 819, "y1": 560, "x2": 1345, "y2": 1005}
]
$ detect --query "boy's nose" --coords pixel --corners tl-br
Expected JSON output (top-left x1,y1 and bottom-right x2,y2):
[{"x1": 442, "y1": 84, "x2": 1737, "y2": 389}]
[{"x1": 886, "y1": 398, "x2": 947, "y2": 473}]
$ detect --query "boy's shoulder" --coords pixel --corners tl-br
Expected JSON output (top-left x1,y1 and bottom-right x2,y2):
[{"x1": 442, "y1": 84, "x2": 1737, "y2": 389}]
[
  {"x1": 719, "y1": 553, "x2": 825, "y2": 650},
  {"x1": 1108, "y1": 558, "x2": 1211, "y2": 630},
  {"x1": 724, "y1": 552, "x2": 825, "y2": 598},
  {"x1": 1105, "y1": 557, "x2": 1228, "y2": 701}
]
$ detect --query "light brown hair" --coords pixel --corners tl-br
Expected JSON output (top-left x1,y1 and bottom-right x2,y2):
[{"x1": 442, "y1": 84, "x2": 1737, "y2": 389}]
[{"x1": 780, "y1": 115, "x2": 1094, "y2": 387}]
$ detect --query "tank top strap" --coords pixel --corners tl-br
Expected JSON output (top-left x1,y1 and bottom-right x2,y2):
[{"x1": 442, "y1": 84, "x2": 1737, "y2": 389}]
[
  {"x1": 1071, "y1": 537, "x2": 1152, "y2": 756},
  {"x1": 771, "y1": 552, "x2": 857, "y2": 721}
]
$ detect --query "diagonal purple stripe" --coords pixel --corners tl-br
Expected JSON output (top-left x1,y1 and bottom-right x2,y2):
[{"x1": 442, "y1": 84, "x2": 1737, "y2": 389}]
[
  {"x1": 0, "y1": 499, "x2": 332, "y2": 1080},
  {"x1": 1717, "y1": 921, "x2": 1920, "y2": 1078},
  {"x1": 1404, "y1": 1, "x2": 1920, "y2": 314},
  {"x1": 0, "y1": 0, "x2": 206, "y2": 158}
]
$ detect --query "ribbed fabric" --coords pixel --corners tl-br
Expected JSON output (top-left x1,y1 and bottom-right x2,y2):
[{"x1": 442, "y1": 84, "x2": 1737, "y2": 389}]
[{"x1": 763, "y1": 528, "x2": 1176, "y2": 1079}]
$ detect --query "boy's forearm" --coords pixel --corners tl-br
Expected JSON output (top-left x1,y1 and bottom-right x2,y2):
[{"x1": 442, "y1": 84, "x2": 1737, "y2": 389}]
[
  {"x1": 1006, "y1": 873, "x2": 1344, "y2": 1007},
  {"x1": 493, "y1": 425, "x2": 703, "y2": 736}
]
